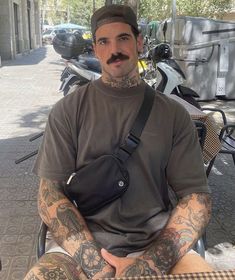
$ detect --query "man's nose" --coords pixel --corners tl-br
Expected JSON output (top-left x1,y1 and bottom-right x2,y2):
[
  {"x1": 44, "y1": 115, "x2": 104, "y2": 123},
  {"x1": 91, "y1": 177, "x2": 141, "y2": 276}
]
[{"x1": 110, "y1": 40, "x2": 120, "y2": 55}]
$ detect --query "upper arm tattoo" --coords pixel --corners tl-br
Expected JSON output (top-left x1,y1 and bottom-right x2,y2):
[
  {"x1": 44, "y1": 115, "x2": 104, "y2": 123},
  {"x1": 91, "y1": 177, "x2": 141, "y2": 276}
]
[{"x1": 40, "y1": 178, "x2": 65, "y2": 207}]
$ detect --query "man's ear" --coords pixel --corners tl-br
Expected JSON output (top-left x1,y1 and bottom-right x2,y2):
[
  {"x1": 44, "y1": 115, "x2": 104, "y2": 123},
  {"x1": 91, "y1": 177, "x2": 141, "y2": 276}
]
[{"x1": 137, "y1": 33, "x2": 144, "y2": 53}]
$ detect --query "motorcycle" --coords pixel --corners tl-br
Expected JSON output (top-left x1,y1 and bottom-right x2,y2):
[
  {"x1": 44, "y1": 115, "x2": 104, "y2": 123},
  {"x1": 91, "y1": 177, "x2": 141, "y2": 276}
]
[
  {"x1": 58, "y1": 43, "x2": 148, "y2": 97},
  {"x1": 56, "y1": 31, "x2": 200, "y2": 109}
]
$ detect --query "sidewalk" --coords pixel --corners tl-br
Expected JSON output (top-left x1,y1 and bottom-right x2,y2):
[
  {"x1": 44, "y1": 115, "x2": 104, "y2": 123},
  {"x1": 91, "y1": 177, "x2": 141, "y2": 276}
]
[
  {"x1": 0, "y1": 46, "x2": 234, "y2": 279},
  {"x1": 0, "y1": 46, "x2": 63, "y2": 279}
]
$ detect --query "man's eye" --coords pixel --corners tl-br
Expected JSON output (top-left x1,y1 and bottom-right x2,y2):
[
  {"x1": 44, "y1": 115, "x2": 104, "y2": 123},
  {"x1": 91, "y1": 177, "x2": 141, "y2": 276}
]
[
  {"x1": 119, "y1": 36, "x2": 129, "y2": 41},
  {"x1": 98, "y1": 40, "x2": 107, "y2": 45}
]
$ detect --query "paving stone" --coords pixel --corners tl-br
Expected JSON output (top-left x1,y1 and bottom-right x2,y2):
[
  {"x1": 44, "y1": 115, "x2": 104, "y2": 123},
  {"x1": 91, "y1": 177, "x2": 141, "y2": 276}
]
[{"x1": 0, "y1": 268, "x2": 9, "y2": 280}]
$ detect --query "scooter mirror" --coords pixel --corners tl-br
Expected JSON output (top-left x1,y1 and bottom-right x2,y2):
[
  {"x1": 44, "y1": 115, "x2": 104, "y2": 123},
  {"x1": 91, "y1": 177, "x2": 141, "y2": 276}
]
[{"x1": 152, "y1": 43, "x2": 172, "y2": 64}]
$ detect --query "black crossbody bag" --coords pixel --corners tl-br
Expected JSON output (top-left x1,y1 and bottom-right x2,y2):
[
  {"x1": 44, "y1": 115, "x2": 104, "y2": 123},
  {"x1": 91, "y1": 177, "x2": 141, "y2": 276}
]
[{"x1": 64, "y1": 85, "x2": 155, "y2": 216}]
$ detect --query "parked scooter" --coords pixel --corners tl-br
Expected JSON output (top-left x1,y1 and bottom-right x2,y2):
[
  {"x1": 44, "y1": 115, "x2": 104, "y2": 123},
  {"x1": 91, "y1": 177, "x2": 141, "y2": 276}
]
[
  {"x1": 58, "y1": 43, "x2": 147, "y2": 96},
  {"x1": 141, "y1": 19, "x2": 200, "y2": 108},
  {"x1": 142, "y1": 41, "x2": 201, "y2": 109},
  {"x1": 59, "y1": 51, "x2": 101, "y2": 96},
  {"x1": 56, "y1": 30, "x2": 200, "y2": 108}
]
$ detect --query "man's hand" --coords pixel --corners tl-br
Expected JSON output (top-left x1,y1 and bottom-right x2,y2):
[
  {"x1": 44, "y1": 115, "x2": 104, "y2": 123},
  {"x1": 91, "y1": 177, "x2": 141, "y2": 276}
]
[{"x1": 101, "y1": 248, "x2": 163, "y2": 277}]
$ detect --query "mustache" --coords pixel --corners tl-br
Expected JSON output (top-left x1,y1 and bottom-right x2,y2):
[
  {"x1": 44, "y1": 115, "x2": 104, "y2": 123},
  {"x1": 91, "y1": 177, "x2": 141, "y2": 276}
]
[{"x1": 107, "y1": 53, "x2": 129, "y2": 64}]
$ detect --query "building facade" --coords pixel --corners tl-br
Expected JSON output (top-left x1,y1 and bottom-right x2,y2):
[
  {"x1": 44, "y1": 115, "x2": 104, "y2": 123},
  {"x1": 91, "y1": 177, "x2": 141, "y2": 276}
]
[{"x1": 0, "y1": 0, "x2": 41, "y2": 61}]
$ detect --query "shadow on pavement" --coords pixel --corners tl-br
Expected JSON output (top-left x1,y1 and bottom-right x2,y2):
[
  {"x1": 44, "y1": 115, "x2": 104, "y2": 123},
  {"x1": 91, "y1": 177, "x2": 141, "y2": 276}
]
[
  {"x1": 15, "y1": 105, "x2": 52, "y2": 130},
  {"x1": 1, "y1": 47, "x2": 48, "y2": 67},
  {"x1": 206, "y1": 154, "x2": 235, "y2": 247},
  {"x1": 201, "y1": 100, "x2": 235, "y2": 123},
  {"x1": 0, "y1": 134, "x2": 41, "y2": 280}
]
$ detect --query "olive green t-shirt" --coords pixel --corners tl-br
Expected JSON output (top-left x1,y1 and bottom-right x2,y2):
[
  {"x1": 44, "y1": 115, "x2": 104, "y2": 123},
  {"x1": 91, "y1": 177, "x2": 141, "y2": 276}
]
[{"x1": 33, "y1": 79, "x2": 209, "y2": 256}]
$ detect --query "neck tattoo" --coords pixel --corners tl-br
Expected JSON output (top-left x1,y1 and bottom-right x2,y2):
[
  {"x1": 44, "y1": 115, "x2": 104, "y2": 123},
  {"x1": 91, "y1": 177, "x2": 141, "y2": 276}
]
[{"x1": 103, "y1": 75, "x2": 141, "y2": 88}]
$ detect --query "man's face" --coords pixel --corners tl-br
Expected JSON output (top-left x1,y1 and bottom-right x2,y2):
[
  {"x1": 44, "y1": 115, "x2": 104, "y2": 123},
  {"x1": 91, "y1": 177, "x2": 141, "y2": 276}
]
[{"x1": 93, "y1": 22, "x2": 143, "y2": 81}]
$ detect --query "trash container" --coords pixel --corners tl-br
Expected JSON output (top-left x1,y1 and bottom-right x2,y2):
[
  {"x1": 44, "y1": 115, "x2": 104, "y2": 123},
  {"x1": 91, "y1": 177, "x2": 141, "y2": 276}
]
[{"x1": 157, "y1": 16, "x2": 235, "y2": 100}]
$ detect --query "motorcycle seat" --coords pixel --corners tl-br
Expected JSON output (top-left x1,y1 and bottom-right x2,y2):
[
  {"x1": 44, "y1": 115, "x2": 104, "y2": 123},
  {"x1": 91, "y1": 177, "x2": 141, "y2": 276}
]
[{"x1": 78, "y1": 54, "x2": 101, "y2": 73}]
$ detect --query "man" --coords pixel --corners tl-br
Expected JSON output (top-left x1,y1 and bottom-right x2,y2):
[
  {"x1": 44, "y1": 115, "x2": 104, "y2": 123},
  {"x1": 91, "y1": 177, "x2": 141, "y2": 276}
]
[{"x1": 24, "y1": 4, "x2": 212, "y2": 280}]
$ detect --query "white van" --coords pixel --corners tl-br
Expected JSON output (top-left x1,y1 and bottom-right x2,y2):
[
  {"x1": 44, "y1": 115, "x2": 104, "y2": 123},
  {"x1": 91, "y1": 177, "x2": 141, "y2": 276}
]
[{"x1": 42, "y1": 28, "x2": 67, "y2": 44}]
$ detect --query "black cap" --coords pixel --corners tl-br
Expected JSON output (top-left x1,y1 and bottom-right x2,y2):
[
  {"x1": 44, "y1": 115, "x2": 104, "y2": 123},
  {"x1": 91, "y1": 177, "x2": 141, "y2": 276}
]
[{"x1": 91, "y1": 4, "x2": 138, "y2": 38}]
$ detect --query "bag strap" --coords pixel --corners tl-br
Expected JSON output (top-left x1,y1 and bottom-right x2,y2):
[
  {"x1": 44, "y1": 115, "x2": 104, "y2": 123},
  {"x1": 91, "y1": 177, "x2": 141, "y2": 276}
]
[{"x1": 117, "y1": 84, "x2": 156, "y2": 162}]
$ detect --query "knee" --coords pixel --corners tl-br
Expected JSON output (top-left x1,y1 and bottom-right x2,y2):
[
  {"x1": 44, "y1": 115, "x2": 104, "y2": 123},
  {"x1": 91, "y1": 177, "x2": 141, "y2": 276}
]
[
  {"x1": 170, "y1": 252, "x2": 214, "y2": 274},
  {"x1": 24, "y1": 252, "x2": 84, "y2": 280}
]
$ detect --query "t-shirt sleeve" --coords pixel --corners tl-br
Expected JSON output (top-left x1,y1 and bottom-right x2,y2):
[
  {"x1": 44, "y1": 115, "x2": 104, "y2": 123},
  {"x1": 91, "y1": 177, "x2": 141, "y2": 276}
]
[
  {"x1": 32, "y1": 102, "x2": 77, "y2": 182},
  {"x1": 166, "y1": 102, "x2": 210, "y2": 198}
]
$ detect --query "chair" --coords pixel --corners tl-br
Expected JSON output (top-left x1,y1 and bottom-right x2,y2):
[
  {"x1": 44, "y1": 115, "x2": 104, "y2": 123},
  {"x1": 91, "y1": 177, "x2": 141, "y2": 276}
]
[
  {"x1": 37, "y1": 121, "x2": 208, "y2": 259},
  {"x1": 193, "y1": 120, "x2": 207, "y2": 151},
  {"x1": 202, "y1": 108, "x2": 235, "y2": 177},
  {"x1": 192, "y1": 120, "x2": 207, "y2": 257},
  {"x1": 37, "y1": 221, "x2": 48, "y2": 259}
]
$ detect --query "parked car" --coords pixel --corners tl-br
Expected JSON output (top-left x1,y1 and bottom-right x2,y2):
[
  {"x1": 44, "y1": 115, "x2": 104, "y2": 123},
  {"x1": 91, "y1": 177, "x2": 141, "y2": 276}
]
[
  {"x1": 42, "y1": 24, "x2": 53, "y2": 33},
  {"x1": 42, "y1": 28, "x2": 67, "y2": 44}
]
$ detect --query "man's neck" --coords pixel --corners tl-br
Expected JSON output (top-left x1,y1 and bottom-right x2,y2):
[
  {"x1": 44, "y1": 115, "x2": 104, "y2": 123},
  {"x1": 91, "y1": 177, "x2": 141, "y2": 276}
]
[{"x1": 102, "y1": 75, "x2": 141, "y2": 88}]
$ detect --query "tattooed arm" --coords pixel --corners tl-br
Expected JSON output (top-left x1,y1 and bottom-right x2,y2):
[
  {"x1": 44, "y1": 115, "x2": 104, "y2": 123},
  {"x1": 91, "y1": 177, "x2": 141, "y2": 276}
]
[
  {"x1": 102, "y1": 192, "x2": 211, "y2": 277},
  {"x1": 38, "y1": 178, "x2": 115, "y2": 279}
]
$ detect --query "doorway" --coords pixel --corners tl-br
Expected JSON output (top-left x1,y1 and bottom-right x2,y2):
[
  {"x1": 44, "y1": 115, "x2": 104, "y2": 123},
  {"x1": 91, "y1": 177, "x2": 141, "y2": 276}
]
[
  {"x1": 27, "y1": 0, "x2": 32, "y2": 49},
  {"x1": 13, "y1": 3, "x2": 20, "y2": 53}
]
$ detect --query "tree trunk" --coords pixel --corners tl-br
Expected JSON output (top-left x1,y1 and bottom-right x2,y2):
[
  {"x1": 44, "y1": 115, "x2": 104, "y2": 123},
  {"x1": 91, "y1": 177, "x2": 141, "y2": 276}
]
[
  {"x1": 105, "y1": 0, "x2": 113, "y2": 5},
  {"x1": 123, "y1": 0, "x2": 138, "y2": 15},
  {"x1": 105, "y1": 0, "x2": 138, "y2": 16}
]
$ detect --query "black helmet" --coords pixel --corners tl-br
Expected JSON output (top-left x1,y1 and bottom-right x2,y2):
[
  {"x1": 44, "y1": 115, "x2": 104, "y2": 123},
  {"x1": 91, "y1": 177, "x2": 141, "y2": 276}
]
[{"x1": 152, "y1": 43, "x2": 172, "y2": 63}]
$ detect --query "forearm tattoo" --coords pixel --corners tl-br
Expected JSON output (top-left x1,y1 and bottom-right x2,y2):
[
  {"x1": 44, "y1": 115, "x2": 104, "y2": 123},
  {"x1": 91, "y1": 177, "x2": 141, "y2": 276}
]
[
  {"x1": 123, "y1": 259, "x2": 158, "y2": 277},
  {"x1": 74, "y1": 241, "x2": 107, "y2": 278},
  {"x1": 144, "y1": 229, "x2": 181, "y2": 274},
  {"x1": 143, "y1": 193, "x2": 211, "y2": 274}
]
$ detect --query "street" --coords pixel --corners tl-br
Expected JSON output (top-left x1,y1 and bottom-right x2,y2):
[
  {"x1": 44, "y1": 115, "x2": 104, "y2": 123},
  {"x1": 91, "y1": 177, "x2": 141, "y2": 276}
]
[{"x1": 0, "y1": 45, "x2": 234, "y2": 279}]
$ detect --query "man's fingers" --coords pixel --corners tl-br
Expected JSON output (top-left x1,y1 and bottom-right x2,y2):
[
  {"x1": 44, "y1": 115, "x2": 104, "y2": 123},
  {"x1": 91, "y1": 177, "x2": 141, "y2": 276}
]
[
  {"x1": 101, "y1": 248, "x2": 119, "y2": 267},
  {"x1": 101, "y1": 249, "x2": 139, "y2": 276}
]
